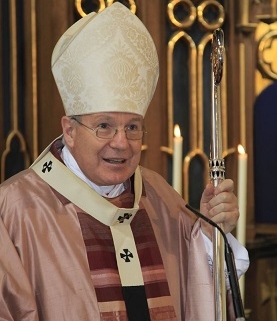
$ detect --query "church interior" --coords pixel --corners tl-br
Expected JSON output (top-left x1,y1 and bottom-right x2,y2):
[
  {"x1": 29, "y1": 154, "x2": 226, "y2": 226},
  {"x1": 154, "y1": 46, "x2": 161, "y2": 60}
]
[{"x1": 1, "y1": 0, "x2": 277, "y2": 320}]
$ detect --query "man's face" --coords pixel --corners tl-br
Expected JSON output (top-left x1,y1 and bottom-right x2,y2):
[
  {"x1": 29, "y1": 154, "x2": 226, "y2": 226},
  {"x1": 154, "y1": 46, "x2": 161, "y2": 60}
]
[{"x1": 62, "y1": 112, "x2": 144, "y2": 186}]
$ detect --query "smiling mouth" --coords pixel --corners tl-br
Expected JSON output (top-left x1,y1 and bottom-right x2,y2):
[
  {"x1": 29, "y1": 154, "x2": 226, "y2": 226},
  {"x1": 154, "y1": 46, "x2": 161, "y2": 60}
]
[{"x1": 104, "y1": 158, "x2": 126, "y2": 164}]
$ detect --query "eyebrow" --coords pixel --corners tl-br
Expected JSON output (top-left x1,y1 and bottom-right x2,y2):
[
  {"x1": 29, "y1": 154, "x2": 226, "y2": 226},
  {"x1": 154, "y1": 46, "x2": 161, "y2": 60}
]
[{"x1": 87, "y1": 115, "x2": 143, "y2": 123}]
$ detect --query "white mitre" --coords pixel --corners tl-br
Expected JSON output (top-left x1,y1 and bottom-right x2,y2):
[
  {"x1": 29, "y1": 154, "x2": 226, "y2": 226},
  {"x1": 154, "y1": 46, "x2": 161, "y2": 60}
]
[{"x1": 51, "y1": 2, "x2": 159, "y2": 117}]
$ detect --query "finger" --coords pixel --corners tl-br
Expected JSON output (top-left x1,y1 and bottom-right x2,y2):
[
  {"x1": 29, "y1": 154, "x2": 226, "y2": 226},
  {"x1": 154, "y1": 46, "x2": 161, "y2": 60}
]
[
  {"x1": 214, "y1": 179, "x2": 234, "y2": 194},
  {"x1": 207, "y1": 192, "x2": 237, "y2": 211},
  {"x1": 209, "y1": 202, "x2": 238, "y2": 220}
]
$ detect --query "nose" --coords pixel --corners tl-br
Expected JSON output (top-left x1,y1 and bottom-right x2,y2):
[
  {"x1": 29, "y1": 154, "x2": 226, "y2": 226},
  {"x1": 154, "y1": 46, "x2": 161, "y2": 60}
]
[{"x1": 109, "y1": 128, "x2": 129, "y2": 149}]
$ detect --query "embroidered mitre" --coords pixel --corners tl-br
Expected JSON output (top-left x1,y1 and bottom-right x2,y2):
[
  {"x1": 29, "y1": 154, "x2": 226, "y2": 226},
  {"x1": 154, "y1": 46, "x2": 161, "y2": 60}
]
[{"x1": 51, "y1": 2, "x2": 159, "y2": 117}]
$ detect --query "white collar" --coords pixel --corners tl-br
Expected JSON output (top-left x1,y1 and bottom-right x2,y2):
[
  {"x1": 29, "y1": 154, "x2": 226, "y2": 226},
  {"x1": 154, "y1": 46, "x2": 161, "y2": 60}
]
[{"x1": 61, "y1": 145, "x2": 126, "y2": 198}]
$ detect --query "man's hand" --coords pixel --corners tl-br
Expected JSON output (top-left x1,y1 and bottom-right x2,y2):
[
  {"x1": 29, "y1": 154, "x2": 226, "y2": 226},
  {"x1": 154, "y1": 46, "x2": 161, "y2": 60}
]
[{"x1": 200, "y1": 179, "x2": 239, "y2": 239}]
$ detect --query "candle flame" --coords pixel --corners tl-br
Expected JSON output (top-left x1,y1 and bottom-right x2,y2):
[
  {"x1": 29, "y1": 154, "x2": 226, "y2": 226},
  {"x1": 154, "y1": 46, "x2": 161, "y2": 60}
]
[
  {"x1": 174, "y1": 124, "x2": 181, "y2": 138},
  {"x1": 238, "y1": 144, "x2": 245, "y2": 154}
]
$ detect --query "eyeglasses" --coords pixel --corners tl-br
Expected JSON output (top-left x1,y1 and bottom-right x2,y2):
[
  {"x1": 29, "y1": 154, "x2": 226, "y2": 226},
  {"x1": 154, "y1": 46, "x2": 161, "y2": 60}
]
[{"x1": 71, "y1": 117, "x2": 146, "y2": 140}]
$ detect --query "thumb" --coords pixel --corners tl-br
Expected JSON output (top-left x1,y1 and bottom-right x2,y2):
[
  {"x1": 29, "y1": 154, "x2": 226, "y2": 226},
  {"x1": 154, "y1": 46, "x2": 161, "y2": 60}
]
[{"x1": 201, "y1": 183, "x2": 215, "y2": 204}]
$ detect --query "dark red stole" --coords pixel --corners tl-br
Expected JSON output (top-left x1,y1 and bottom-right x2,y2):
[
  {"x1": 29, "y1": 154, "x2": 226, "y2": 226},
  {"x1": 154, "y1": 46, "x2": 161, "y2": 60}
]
[{"x1": 77, "y1": 189, "x2": 177, "y2": 321}]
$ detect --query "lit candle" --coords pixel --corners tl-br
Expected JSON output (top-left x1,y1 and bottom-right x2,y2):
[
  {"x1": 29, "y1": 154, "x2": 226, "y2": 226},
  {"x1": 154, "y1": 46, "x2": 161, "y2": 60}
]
[
  {"x1": 173, "y1": 124, "x2": 183, "y2": 195},
  {"x1": 237, "y1": 144, "x2": 248, "y2": 304}
]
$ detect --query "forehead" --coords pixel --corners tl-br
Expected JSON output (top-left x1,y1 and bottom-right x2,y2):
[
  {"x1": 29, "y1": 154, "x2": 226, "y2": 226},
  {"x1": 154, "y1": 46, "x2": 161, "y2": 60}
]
[{"x1": 82, "y1": 112, "x2": 143, "y2": 123}]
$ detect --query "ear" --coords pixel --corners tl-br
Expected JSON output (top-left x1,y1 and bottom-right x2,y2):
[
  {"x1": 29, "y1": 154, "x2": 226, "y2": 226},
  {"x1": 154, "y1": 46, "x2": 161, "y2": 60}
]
[{"x1": 61, "y1": 116, "x2": 75, "y2": 147}]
